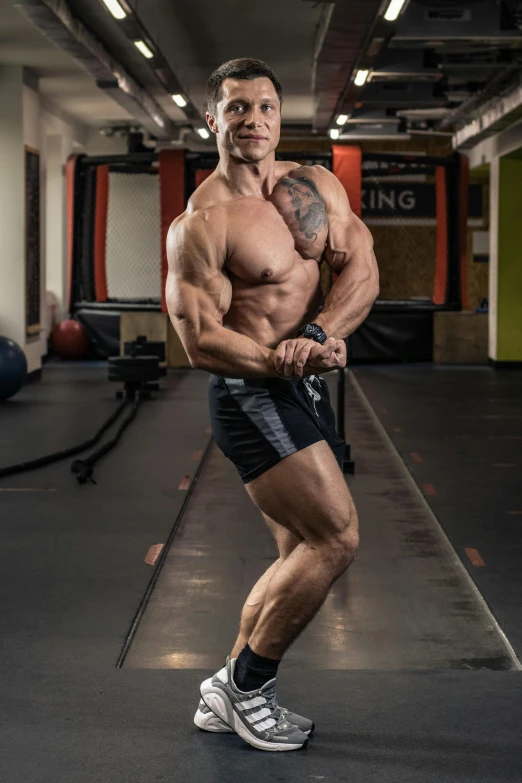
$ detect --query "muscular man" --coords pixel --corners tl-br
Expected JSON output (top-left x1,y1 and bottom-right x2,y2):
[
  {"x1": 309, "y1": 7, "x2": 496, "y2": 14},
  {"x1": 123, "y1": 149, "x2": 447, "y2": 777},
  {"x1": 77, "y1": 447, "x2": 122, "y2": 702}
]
[{"x1": 166, "y1": 58, "x2": 379, "y2": 752}]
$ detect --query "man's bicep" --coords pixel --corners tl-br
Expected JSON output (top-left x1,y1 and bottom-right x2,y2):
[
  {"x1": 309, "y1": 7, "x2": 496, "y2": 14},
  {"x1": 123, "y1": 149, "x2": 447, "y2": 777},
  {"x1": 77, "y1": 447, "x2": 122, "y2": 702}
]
[
  {"x1": 165, "y1": 216, "x2": 231, "y2": 358},
  {"x1": 320, "y1": 170, "x2": 375, "y2": 275}
]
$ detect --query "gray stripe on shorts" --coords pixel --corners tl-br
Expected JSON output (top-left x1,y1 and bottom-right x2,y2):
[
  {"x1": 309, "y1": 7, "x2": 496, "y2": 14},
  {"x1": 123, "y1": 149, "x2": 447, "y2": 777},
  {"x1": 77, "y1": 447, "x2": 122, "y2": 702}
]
[{"x1": 222, "y1": 378, "x2": 297, "y2": 459}]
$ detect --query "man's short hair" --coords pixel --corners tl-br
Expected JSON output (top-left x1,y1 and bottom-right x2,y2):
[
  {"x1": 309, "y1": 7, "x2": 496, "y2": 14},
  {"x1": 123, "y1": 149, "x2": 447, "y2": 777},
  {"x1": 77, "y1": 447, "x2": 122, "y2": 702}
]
[{"x1": 206, "y1": 58, "x2": 283, "y2": 115}]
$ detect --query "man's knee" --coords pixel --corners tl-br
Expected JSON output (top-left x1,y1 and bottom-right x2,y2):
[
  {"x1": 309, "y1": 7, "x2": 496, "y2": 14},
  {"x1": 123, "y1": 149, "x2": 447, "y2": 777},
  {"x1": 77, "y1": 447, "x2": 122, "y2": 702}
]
[{"x1": 320, "y1": 513, "x2": 359, "y2": 573}]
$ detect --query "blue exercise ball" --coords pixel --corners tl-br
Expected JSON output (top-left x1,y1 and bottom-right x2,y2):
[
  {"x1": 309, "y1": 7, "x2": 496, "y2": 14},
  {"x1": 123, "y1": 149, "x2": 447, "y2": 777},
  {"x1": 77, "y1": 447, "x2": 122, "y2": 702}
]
[{"x1": 0, "y1": 336, "x2": 28, "y2": 401}]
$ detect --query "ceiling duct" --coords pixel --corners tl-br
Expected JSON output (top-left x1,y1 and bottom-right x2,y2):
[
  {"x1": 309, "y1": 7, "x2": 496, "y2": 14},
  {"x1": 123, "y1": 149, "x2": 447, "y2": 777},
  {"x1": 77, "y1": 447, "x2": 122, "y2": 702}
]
[
  {"x1": 344, "y1": 108, "x2": 399, "y2": 123},
  {"x1": 393, "y1": 0, "x2": 522, "y2": 44},
  {"x1": 12, "y1": 0, "x2": 176, "y2": 138},
  {"x1": 312, "y1": 0, "x2": 384, "y2": 132},
  {"x1": 360, "y1": 81, "x2": 446, "y2": 106},
  {"x1": 369, "y1": 50, "x2": 442, "y2": 82},
  {"x1": 451, "y1": 70, "x2": 522, "y2": 147},
  {"x1": 339, "y1": 123, "x2": 408, "y2": 139}
]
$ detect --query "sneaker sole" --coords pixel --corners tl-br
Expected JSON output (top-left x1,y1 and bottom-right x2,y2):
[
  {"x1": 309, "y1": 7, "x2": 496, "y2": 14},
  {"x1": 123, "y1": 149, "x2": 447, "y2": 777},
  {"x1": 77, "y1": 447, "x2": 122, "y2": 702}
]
[
  {"x1": 200, "y1": 678, "x2": 308, "y2": 752},
  {"x1": 194, "y1": 707, "x2": 313, "y2": 736},
  {"x1": 194, "y1": 707, "x2": 233, "y2": 733}
]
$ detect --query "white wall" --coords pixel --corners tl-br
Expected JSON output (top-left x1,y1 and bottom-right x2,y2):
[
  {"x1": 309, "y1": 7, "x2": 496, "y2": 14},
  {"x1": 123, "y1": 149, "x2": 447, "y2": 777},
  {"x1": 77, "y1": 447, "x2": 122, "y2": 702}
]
[
  {"x1": 0, "y1": 66, "x2": 86, "y2": 374},
  {"x1": 0, "y1": 66, "x2": 25, "y2": 359},
  {"x1": 466, "y1": 118, "x2": 522, "y2": 362},
  {"x1": 465, "y1": 119, "x2": 522, "y2": 168},
  {"x1": 488, "y1": 158, "x2": 499, "y2": 361},
  {"x1": 83, "y1": 126, "x2": 128, "y2": 156}
]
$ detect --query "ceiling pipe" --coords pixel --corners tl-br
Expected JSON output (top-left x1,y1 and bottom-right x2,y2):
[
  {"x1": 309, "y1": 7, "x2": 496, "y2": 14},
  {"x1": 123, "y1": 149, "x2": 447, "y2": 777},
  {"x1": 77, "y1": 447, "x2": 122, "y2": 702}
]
[
  {"x1": 12, "y1": 0, "x2": 176, "y2": 139},
  {"x1": 439, "y1": 62, "x2": 521, "y2": 131}
]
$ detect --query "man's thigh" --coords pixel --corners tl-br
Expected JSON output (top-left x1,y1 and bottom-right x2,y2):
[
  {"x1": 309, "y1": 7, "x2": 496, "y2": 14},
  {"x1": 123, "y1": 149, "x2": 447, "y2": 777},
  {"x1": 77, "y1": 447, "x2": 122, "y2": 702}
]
[{"x1": 245, "y1": 440, "x2": 357, "y2": 545}]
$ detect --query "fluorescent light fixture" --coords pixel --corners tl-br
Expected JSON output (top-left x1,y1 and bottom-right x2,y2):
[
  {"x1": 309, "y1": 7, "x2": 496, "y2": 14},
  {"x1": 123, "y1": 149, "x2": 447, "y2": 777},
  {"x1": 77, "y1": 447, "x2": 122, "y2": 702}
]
[
  {"x1": 336, "y1": 114, "x2": 348, "y2": 125},
  {"x1": 354, "y1": 69, "x2": 369, "y2": 87},
  {"x1": 197, "y1": 128, "x2": 210, "y2": 139},
  {"x1": 134, "y1": 40, "x2": 154, "y2": 59},
  {"x1": 101, "y1": 0, "x2": 127, "y2": 19},
  {"x1": 172, "y1": 94, "x2": 187, "y2": 108},
  {"x1": 384, "y1": 0, "x2": 407, "y2": 21},
  {"x1": 329, "y1": 129, "x2": 340, "y2": 140}
]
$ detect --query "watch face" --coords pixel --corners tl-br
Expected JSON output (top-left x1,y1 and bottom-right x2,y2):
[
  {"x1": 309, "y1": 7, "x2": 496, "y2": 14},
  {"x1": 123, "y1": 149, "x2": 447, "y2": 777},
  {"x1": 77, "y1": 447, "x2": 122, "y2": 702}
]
[{"x1": 305, "y1": 324, "x2": 326, "y2": 343}]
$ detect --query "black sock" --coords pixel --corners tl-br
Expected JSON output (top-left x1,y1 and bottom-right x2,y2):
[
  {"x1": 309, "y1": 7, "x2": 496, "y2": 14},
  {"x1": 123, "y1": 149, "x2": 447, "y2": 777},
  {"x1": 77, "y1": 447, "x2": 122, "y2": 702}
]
[{"x1": 233, "y1": 643, "x2": 281, "y2": 692}]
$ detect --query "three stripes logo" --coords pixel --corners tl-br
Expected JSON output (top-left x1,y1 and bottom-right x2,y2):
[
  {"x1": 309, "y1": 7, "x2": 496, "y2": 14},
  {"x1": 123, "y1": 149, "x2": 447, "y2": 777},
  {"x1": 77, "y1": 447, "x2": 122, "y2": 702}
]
[{"x1": 236, "y1": 694, "x2": 277, "y2": 731}]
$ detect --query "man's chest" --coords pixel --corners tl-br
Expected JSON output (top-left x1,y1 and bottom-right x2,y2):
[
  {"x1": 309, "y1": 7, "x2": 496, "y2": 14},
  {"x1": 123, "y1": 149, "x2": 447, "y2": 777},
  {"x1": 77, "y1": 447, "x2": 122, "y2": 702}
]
[{"x1": 225, "y1": 176, "x2": 329, "y2": 283}]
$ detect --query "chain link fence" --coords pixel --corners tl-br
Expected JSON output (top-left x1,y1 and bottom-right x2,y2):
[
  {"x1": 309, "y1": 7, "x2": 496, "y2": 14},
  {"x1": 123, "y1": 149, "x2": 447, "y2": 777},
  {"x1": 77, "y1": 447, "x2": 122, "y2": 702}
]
[{"x1": 106, "y1": 172, "x2": 161, "y2": 302}]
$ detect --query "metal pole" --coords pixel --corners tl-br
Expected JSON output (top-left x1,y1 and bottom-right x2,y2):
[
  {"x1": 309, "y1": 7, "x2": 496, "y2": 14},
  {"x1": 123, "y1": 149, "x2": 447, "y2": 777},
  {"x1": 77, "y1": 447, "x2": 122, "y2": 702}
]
[
  {"x1": 337, "y1": 366, "x2": 346, "y2": 441},
  {"x1": 337, "y1": 367, "x2": 354, "y2": 474}
]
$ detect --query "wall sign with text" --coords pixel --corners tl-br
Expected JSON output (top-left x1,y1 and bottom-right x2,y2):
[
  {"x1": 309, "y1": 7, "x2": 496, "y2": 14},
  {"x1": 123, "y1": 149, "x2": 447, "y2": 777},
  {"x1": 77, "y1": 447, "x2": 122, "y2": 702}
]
[{"x1": 361, "y1": 182, "x2": 483, "y2": 224}]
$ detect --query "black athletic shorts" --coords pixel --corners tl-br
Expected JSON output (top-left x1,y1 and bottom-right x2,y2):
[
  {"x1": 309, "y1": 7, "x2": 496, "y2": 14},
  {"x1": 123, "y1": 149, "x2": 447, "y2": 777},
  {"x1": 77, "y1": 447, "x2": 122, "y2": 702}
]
[{"x1": 208, "y1": 374, "x2": 345, "y2": 484}]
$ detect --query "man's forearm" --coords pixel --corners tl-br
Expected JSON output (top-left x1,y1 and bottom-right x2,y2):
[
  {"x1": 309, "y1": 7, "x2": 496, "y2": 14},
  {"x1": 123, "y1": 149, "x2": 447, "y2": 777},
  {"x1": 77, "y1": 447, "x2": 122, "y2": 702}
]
[
  {"x1": 194, "y1": 325, "x2": 278, "y2": 378},
  {"x1": 314, "y1": 264, "x2": 379, "y2": 339}
]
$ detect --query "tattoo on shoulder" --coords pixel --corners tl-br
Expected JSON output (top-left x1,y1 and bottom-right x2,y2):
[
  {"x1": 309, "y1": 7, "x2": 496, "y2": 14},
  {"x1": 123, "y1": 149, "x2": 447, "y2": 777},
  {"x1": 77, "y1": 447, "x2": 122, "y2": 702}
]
[{"x1": 280, "y1": 177, "x2": 328, "y2": 241}]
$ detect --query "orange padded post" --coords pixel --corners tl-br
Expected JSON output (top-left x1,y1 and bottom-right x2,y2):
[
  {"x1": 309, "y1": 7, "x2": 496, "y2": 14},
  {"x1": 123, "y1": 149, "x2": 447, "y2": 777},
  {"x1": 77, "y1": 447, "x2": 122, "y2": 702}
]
[
  {"x1": 93, "y1": 164, "x2": 109, "y2": 302},
  {"x1": 159, "y1": 150, "x2": 185, "y2": 313}
]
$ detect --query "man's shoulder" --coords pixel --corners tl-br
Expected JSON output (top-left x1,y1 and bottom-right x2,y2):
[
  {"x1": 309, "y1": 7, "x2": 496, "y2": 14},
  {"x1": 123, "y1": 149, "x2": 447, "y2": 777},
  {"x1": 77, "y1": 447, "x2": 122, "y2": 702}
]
[
  {"x1": 187, "y1": 170, "x2": 231, "y2": 213},
  {"x1": 167, "y1": 203, "x2": 227, "y2": 257},
  {"x1": 278, "y1": 162, "x2": 334, "y2": 191},
  {"x1": 279, "y1": 161, "x2": 329, "y2": 179}
]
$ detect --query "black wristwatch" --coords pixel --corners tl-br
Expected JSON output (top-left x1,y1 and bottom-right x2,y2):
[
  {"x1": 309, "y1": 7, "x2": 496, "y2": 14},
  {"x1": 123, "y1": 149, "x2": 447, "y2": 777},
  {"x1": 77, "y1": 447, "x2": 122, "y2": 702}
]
[{"x1": 297, "y1": 323, "x2": 328, "y2": 345}]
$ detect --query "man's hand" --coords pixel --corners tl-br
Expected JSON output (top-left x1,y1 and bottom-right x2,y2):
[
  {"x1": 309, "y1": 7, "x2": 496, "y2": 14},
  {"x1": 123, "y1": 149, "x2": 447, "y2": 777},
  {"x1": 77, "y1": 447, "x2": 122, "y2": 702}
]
[{"x1": 274, "y1": 337, "x2": 346, "y2": 378}]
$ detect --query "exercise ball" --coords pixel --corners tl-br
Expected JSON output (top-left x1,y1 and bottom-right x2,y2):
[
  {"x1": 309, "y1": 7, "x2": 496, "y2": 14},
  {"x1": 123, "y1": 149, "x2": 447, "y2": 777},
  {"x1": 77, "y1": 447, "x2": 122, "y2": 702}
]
[
  {"x1": 51, "y1": 319, "x2": 89, "y2": 360},
  {"x1": 0, "y1": 336, "x2": 27, "y2": 401}
]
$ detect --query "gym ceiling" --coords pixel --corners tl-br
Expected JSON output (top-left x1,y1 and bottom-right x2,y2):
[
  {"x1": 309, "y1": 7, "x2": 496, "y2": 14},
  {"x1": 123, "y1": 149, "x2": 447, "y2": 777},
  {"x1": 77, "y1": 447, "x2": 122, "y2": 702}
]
[{"x1": 4, "y1": 0, "x2": 522, "y2": 149}]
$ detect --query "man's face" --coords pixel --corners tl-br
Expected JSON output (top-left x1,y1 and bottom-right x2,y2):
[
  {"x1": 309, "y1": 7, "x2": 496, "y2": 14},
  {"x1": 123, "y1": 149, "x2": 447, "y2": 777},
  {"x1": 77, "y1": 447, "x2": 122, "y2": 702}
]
[{"x1": 206, "y1": 77, "x2": 281, "y2": 162}]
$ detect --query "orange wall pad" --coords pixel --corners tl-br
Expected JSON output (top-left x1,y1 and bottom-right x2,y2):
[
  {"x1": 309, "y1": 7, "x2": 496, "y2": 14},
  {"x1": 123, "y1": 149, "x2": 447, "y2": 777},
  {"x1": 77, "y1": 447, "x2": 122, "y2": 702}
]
[{"x1": 332, "y1": 145, "x2": 362, "y2": 218}]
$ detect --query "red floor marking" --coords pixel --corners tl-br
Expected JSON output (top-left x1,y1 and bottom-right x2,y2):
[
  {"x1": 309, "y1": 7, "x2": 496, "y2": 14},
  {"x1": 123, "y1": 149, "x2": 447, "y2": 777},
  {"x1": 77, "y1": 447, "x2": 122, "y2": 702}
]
[
  {"x1": 178, "y1": 475, "x2": 191, "y2": 490},
  {"x1": 0, "y1": 488, "x2": 56, "y2": 492},
  {"x1": 492, "y1": 463, "x2": 516, "y2": 468},
  {"x1": 465, "y1": 548, "x2": 486, "y2": 567},
  {"x1": 192, "y1": 450, "x2": 203, "y2": 461},
  {"x1": 423, "y1": 483, "x2": 437, "y2": 496},
  {"x1": 145, "y1": 544, "x2": 164, "y2": 566},
  {"x1": 204, "y1": 426, "x2": 212, "y2": 434},
  {"x1": 392, "y1": 426, "x2": 402, "y2": 433},
  {"x1": 411, "y1": 452, "x2": 423, "y2": 463}
]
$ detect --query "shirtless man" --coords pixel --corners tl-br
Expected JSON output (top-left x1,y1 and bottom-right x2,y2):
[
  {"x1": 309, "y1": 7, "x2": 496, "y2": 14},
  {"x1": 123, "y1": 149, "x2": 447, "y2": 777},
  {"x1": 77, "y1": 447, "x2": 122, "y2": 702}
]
[{"x1": 166, "y1": 58, "x2": 379, "y2": 752}]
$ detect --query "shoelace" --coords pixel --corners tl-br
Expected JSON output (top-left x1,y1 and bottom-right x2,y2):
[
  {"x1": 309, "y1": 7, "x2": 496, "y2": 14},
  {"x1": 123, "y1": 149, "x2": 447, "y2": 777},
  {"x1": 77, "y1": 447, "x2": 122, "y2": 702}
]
[{"x1": 261, "y1": 685, "x2": 293, "y2": 731}]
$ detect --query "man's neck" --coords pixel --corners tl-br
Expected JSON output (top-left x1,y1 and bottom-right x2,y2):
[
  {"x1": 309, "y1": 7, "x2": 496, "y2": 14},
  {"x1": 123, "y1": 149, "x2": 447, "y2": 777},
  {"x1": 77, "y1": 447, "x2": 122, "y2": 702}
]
[{"x1": 216, "y1": 151, "x2": 279, "y2": 198}]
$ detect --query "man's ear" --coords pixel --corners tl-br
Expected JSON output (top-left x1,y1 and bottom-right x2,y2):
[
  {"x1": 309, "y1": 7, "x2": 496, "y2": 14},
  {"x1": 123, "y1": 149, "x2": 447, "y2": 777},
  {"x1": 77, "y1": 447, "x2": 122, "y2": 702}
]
[{"x1": 206, "y1": 112, "x2": 218, "y2": 134}]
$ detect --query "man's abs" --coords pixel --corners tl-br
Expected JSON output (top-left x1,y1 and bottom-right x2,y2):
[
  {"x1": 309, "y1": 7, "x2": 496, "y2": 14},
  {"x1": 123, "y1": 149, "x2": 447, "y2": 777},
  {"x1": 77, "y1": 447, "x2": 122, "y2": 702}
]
[{"x1": 223, "y1": 259, "x2": 323, "y2": 349}]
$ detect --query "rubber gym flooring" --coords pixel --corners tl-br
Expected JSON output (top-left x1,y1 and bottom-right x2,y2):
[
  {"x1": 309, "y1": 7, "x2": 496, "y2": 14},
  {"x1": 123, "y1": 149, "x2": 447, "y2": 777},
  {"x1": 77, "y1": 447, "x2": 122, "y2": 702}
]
[{"x1": 1, "y1": 363, "x2": 522, "y2": 782}]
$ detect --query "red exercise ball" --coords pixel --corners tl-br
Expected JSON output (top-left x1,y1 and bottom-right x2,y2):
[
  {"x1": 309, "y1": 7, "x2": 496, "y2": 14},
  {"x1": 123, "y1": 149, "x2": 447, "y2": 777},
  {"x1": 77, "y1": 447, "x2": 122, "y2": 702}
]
[{"x1": 51, "y1": 319, "x2": 89, "y2": 360}]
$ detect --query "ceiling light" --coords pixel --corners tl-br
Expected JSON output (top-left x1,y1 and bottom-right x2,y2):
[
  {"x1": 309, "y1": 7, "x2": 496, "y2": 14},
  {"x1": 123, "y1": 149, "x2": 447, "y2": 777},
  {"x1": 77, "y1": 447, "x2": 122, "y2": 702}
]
[
  {"x1": 101, "y1": 0, "x2": 127, "y2": 19},
  {"x1": 329, "y1": 129, "x2": 340, "y2": 140},
  {"x1": 197, "y1": 128, "x2": 210, "y2": 139},
  {"x1": 134, "y1": 40, "x2": 154, "y2": 59},
  {"x1": 384, "y1": 0, "x2": 407, "y2": 21},
  {"x1": 354, "y1": 70, "x2": 369, "y2": 87},
  {"x1": 336, "y1": 114, "x2": 348, "y2": 125},
  {"x1": 172, "y1": 94, "x2": 187, "y2": 108}
]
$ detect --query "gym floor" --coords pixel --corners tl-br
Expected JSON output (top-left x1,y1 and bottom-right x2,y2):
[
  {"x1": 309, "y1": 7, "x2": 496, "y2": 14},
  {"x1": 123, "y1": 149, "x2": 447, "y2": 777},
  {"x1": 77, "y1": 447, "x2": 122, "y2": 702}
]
[{"x1": 1, "y1": 363, "x2": 521, "y2": 781}]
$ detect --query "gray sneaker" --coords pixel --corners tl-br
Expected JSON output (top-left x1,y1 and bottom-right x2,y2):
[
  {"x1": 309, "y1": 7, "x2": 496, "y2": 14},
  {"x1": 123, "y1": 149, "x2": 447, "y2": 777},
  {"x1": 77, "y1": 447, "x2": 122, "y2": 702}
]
[
  {"x1": 194, "y1": 698, "x2": 315, "y2": 736},
  {"x1": 200, "y1": 657, "x2": 309, "y2": 752}
]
